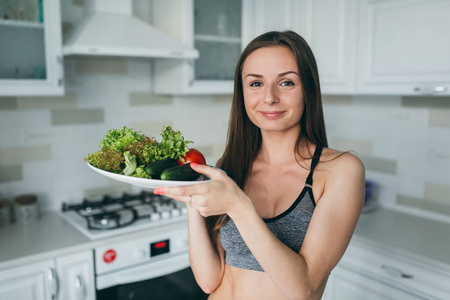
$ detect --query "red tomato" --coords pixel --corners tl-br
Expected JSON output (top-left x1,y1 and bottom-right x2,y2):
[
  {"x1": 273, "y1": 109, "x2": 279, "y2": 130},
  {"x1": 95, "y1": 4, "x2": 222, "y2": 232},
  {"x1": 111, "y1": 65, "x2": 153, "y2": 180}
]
[{"x1": 178, "y1": 148, "x2": 206, "y2": 165}]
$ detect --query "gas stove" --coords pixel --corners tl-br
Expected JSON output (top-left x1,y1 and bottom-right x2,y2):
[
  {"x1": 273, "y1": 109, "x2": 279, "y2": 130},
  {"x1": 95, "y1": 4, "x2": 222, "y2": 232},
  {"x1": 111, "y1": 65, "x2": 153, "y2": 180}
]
[{"x1": 60, "y1": 191, "x2": 187, "y2": 240}]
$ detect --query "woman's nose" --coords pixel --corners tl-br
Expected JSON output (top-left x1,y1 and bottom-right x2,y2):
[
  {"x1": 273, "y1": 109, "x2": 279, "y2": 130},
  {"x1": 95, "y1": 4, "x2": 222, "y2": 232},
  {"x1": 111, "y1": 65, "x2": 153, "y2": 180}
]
[{"x1": 263, "y1": 85, "x2": 279, "y2": 105}]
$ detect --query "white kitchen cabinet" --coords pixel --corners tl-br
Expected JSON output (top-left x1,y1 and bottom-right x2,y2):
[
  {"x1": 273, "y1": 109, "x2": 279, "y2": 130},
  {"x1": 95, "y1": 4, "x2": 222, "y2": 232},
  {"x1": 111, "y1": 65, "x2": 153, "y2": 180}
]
[
  {"x1": 0, "y1": 0, "x2": 64, "y2": 96},
  {"x1": 56, "y1": 250, "x2": 95, "y2": 300},
  {"x1": 306, "y1": 0, "x2": 359, "y2": 95},
  {"x1": 357, "y1": 0, "x2": 450, "y2": 96},
  {"x1": 241, "y1": 0, "x2": 308, "y2": 46},
  {"x1": 0, "y1": 259, "x2": 57, "y2": 300},
  {"x1": 323, "y1": 266, "x2": 428, "y2": 300},
  {"x1": 322, "y1": 241, "x2": 450, "y2": 300},
  {"x1": 153, "y1": 0, "x2": 243, "y2": 95},
  {"x1": 0, "y1": 250, "x2": 95, "y2": 300},
  {"x1": 242, "y1": 0, "x2": 359, "y2": 95}
]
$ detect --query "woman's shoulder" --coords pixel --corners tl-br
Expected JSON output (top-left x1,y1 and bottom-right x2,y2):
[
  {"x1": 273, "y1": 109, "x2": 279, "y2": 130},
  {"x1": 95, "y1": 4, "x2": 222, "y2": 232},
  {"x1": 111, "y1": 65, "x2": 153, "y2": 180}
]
[{"x1": 320, "y1": 147, "x2": 365, "y2": 177}]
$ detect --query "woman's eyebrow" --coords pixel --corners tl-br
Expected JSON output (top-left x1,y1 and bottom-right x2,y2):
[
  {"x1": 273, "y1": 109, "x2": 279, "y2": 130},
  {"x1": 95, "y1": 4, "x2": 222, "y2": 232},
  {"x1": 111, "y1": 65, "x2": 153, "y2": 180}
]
[
  {"x1": 245, "y1": 71, "x2": 299, "y2": 78},
  {"x1": 245, "y1": 73, "x2": 263, "y2": 78},
  {"x1": 279, "y1": 71, "x2": 300, "y2": 77}
]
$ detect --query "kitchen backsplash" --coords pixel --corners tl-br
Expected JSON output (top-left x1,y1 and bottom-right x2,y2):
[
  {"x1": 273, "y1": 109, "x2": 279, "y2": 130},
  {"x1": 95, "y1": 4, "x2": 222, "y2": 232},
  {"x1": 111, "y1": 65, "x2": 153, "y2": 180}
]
[
  {"x1": 1, "y1": 63, "x2": 450, "y2": 221},
  {"x1": 323, "y1": 94, "x2": 450, "y2": 221},
  {"x1": 0, "y1": 56, "x2": 231, "y2": 210}
]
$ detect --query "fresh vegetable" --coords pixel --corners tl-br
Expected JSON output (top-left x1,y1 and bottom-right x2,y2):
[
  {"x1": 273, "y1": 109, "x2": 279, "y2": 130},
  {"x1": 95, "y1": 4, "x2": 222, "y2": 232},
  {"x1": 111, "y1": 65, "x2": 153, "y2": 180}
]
[
  {"x1": 99, "y1": 126, "x2": 145, "y2": 152},
  {"x1": 84, "y1": 147, "x2": 124, "y2": 173},
  {"x1": 132, "y1": 166, "x2": 151, "y2": 179},
  {"x1": 159, "y1": 126, "x2": 192, "y2": 160},
  {"x1": 123, "y1": 136, "x2": 160, "y2": 165},
  {"x1": 144, "y1": 159, "x2": 178, "y2": 179},
  {"x1": 160, "y1": 163, "x2": 201, "y2": 181},
  {"x1": 84, "y1": 126, "x2": 195, "y2": 179},
  {"x1": 123, "y1": 151, "x2": 137, "y2": 176},
  {"x1": 177, "y1": 148, "x2": 206, "y2": 165}
]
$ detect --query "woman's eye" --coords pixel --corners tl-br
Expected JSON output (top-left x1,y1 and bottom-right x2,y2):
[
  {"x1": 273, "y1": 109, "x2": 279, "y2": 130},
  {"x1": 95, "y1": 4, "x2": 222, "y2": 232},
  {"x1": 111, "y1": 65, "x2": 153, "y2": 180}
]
[
  {"x1": 250, "y1": 82, "x2": 263, "y2": 87},
  {"x1": 281, "y1": 81, "x2": 294, "y2": 86}
]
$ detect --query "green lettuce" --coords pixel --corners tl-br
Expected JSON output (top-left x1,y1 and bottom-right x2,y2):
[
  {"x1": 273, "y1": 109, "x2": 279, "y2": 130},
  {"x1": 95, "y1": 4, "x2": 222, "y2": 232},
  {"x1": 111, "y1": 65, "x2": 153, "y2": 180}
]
[
  {"x1": 99, "y1": 126, "x2": 145, "y2": 152},
  {"x1": 132, "y1": 166, "x2": 152, "y2": 179},
  {"x1": 159, "y1": 126, "x2": 192, "y2": 160},
  {"x1": 123, "y1": 151, "x2": 137, "y2": 176}
]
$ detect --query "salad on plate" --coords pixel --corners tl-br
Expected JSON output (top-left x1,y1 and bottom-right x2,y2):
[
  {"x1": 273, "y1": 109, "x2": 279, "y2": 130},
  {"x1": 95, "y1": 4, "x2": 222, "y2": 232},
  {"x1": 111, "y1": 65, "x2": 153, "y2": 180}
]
[{"x1": 84, "y1": 126, "x2": 208, "y2": 187}]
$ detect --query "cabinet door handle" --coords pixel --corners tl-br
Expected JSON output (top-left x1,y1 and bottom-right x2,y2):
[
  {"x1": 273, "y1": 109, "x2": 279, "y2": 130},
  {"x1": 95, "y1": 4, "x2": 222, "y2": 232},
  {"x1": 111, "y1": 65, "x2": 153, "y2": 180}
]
[
  {"x1": 75, "y1": 275, "x2": 87, "y2": 300},
  {"x1": 381, "y1": 264, "x2": 414, "y2": 279},
  {"x1": 413, "y1": 86, "x2": 447, "y2": 94},
  {"x1": 47, "y1": 268, "x2": 59, "y2": 300}
]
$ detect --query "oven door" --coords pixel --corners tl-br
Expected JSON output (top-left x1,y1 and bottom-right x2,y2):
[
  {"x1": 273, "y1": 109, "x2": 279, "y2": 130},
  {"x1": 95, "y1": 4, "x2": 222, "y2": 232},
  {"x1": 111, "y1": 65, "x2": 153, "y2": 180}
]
[{"x1": 96, "y1": 252, "x2": 208, "y2": 300}]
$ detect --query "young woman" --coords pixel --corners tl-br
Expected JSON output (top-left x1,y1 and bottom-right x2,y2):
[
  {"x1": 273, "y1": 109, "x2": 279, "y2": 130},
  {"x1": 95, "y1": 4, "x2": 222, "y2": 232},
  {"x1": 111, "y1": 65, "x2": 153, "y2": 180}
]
[{"x1": 153, "y1": 30, "x2": 365, "y2": 300}]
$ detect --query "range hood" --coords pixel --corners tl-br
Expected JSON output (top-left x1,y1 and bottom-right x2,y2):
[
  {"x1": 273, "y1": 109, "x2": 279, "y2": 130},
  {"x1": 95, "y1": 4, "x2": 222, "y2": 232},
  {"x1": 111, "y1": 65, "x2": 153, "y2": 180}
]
[{"x1": 63, "y1": 0, "x2": 198, "y2": 59}]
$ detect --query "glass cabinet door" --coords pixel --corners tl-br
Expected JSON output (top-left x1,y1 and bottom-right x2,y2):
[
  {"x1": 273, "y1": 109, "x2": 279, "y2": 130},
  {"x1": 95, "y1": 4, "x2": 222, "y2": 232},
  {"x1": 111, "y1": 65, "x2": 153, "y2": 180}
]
[
  {"x1": 0, "y1": 0, "x2": 63, "y2": 96},
  {"x1": 193, "y1": 0, "x2": 242, "y2": 81},
  {"x1": 153, "y1": 0, "x2": 243, "y2": 94}
]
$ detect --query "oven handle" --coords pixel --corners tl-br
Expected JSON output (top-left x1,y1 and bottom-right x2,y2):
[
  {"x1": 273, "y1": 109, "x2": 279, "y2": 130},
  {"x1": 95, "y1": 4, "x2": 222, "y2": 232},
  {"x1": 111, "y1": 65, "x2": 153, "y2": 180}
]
[{"x1": 96, "y1": 252, "x2": 190, "y2": 290}]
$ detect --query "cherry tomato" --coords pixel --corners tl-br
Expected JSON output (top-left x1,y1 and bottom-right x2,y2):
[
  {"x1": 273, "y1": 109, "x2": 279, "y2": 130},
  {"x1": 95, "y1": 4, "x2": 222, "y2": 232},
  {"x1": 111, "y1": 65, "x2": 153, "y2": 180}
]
[{"x1": 178, "y1": 148, "x2": 206, "y2": 165}]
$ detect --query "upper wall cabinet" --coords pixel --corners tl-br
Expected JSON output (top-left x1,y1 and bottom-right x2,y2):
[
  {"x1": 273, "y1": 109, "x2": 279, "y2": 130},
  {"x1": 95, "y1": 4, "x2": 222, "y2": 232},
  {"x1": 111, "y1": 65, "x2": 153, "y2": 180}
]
[
  {"x1": 306, "y1": 0, "x2": 359, "y2": 95},
  {"x1": 242, "y1": 0, "x2": 359, "y2": 95},
  {"x1": 0, "y1": 0, "x2": 64, "y2": 96},
  {"x1": 241, "y1": 0, "x2": 308, "y2": 46},
  {"x1": 357, "y1": 0, "x2": 450, "y2": 96},
  {"x1": 153, "y1": 0, "x2": 243, "y2": 95}
]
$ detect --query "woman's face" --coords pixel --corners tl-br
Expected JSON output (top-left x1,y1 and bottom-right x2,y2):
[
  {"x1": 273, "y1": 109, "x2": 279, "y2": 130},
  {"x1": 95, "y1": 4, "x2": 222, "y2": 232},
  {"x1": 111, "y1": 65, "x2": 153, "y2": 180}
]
[{"x1": 242, "y1": 45, "x2": 304, "y2": 135}]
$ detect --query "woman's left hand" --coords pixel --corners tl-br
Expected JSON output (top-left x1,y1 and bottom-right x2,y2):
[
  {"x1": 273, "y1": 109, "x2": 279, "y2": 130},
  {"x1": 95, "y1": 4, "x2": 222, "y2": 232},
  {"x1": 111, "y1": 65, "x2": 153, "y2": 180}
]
[{"x1": 153, "y1": 163, "x2": 250, "y2": 218}]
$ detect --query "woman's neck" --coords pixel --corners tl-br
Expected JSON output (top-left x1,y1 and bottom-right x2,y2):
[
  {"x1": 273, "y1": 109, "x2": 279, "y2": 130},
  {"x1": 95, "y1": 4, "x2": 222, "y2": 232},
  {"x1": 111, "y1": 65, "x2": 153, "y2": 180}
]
[{"x1": 257, "y1": 128, "x2": 307, "y2": 166}]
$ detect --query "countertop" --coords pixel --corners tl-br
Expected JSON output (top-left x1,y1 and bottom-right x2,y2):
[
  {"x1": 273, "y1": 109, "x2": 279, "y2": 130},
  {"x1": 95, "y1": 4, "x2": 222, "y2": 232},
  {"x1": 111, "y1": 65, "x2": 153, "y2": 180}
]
[
  {"x1": 0, "y1": 211, "x2": 188, "y2": 270},
  {"x1": 352, "y1": 208, "x2": 450, "y2": 272},
  {"x1": 1, "y1": 208, "x2": 450, "y2": 272}
]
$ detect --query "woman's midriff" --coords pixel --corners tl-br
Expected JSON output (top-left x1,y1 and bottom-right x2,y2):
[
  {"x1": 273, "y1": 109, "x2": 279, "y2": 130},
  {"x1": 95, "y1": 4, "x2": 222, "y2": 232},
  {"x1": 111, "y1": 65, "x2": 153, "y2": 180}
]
[{"x1": 208, "y1": 264, "x2": 327, "y2": 300}]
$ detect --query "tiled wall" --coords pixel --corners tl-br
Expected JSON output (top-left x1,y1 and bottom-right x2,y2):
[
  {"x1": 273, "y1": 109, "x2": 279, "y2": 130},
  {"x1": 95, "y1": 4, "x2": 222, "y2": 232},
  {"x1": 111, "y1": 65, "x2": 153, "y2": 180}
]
[
  {"x1": 323, "y1": 95, "x2": 450, "y2": 221},
  {"x1": 1, "y1": 58, "x2": 450, "y2": 221},
  {"x1": 0, "y1": 57, "x2": 231, "y2": 211}
]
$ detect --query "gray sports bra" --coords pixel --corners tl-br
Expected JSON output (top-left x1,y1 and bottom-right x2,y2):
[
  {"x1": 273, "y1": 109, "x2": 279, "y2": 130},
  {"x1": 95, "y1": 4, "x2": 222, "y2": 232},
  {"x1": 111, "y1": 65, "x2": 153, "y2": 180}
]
[{"x1": 219, "y1": 146, "x2": 323, "y2": 272}]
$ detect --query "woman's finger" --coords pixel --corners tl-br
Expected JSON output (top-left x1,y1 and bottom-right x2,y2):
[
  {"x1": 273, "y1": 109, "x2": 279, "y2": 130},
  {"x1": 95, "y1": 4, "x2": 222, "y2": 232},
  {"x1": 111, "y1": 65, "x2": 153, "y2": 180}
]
[
  {"x1": 190, "y1": 163, "x2": 225, "y2": 180},
  {"x1": 152, "y1": 180, "x2": 211, "y2": 199}
]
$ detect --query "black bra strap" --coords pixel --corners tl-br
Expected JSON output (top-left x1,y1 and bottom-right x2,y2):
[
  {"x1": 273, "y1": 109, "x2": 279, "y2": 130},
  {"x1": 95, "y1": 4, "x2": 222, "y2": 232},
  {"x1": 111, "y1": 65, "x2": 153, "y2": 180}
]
[{"x1": 305, "y1": 146, "x2": 323, "y2": 187}]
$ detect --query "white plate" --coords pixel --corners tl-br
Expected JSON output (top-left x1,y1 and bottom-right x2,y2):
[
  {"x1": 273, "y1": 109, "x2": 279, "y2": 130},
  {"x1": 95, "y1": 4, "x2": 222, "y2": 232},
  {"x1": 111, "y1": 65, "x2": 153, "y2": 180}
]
[{"x1": 87, "y1": 162, "x2": 210, "y2": 188}]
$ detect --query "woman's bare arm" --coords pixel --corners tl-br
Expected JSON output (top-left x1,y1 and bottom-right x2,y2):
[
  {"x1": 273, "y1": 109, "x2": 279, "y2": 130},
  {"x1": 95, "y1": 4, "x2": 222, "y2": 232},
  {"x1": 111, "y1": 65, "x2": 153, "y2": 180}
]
[
  {"x1": 228, "y1": 153, "x2": 365, "y2": 299},
  {"x1": 185, "y1": 206, "x2": 225, "y2": 293}
]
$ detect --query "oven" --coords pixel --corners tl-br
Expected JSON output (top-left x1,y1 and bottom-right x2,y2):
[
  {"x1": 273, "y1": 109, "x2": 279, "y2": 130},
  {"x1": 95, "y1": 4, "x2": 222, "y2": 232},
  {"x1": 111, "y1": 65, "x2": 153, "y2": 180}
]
[
  {"x1": 60, "y1": 191, "x2": 208, "y2": 299},
  {"x1": 94, "y1": 226, "x2": 208, "y2": 300}
]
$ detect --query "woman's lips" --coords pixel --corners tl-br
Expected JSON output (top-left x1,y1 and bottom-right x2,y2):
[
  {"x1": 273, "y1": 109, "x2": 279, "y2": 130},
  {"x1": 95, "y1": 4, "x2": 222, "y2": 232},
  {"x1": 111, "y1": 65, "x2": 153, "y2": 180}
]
[{"x1": 260, "y1": 111, "x2": 285, "y2": 119}]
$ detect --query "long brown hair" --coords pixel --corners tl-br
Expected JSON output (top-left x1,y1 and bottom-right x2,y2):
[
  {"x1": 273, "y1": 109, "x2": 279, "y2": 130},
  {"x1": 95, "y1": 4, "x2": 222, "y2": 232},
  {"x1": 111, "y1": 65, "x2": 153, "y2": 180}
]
[{"x1": 208, "y1": 30, "x2": 328, "y2": 242}]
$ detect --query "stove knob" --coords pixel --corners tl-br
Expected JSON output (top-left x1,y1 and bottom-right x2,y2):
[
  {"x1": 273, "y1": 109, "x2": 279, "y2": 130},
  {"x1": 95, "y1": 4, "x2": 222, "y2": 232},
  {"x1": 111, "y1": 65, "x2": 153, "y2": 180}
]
[
  {"x1": 171, "y1": 209, "x2": 181, "y2": 217},
  {"x1": 151, "y1": 212, "x2": 160, "y2": 221},
  {"x1": 133, "y1": 249, "x2": 147, "y2": 260},
  {"x1": 161, "y1": 211, "x2": 171, "y2": 219},
  {"x1": 173, "y1": 238, "x2": 189, "y2": 252}
]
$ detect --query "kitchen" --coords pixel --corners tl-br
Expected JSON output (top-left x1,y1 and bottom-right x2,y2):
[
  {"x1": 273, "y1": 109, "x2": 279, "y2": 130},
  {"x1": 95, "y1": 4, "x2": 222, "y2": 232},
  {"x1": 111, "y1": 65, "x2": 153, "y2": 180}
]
[{"x1": 1, "y1": 0, "x2": 450, "y2": 299}]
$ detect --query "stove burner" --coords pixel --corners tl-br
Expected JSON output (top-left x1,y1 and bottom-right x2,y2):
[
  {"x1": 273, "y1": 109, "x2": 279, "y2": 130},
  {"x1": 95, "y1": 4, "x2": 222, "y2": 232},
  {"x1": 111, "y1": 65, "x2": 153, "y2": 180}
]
[
  {"x1": 61, "y1": 191, "x2": 186, "y2": 231},
  {"x1": 87, "y1": 208, "x2": 137, "y2": 230},
  {"x1": 78, "y1": 206, "x2": 103, "y2": 217}
]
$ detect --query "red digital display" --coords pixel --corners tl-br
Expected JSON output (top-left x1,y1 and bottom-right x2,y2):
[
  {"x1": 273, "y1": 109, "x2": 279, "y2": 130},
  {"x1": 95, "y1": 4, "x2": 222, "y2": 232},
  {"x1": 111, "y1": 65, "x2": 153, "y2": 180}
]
[
  {"x1": 150, "y1": 239, "x2": 170, "y2": 257},
  {"x1": 154, "y1": 241, "x2": 166, "y2": 249}
]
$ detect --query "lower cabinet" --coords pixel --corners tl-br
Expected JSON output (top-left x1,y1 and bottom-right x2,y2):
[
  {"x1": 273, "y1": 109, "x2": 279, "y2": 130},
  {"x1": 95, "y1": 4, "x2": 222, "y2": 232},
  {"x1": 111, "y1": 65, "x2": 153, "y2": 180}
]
[
  {"x1": 0, "y1": 259, "x2": 56, "y2": 300},
  {"x1": 323, "y1": 265, "x2": 430, "y2": 300},
  {"x1": 0, "y1": 250, "x2": 95, "y2": 300},
  {"x1": 322, "y1": 242, "x2": 450, "y2": 300},
  {"x1": 56, "y1": 250, "x2": 96, "y2": 300}
]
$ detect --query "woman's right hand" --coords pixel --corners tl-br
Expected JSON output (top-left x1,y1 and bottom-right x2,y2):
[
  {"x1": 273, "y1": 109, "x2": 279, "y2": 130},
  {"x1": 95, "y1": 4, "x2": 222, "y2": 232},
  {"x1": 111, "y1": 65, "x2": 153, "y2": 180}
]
[{"x1": 153, "y1": 163, "x2": 253, "y2": 218}]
